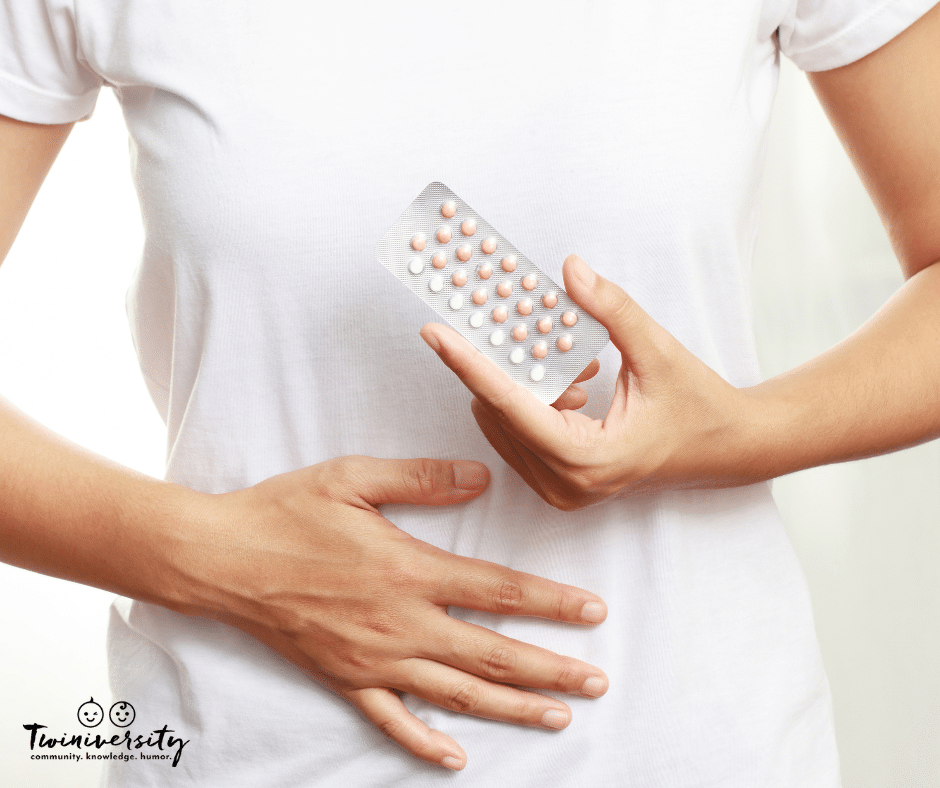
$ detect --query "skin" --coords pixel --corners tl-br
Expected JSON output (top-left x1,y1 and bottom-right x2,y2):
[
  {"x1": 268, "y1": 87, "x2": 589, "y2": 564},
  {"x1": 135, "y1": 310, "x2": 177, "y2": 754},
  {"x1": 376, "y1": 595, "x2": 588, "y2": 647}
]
[
  {"x1": 0, "y1": 114, "x2": 609, "y2": 771},
  {"x1": 2, "y1": 1, "x2": 939, "y2": 774},
  {"x1": 422, "y1": 4, "x2": 940, "y2": 512}
]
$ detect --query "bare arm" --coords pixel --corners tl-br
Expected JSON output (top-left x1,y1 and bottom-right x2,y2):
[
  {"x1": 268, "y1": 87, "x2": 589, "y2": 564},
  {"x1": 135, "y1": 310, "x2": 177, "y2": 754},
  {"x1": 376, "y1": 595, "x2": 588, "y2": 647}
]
[
  {"x1": 419, "y1": 5, "x2": 940, "y2": 508},
  {"x1": 0, "y1": 115, "x2": 72, "y2": 265},
  {"x1": 0, "y1": 114, "x2": 201, "y2": 597},
  {"x1": 744, "y1": 1, "x2": 940, "y2": 470},
  {"x1": 0, "y1": 113, "x2": 609, "y2": 770}
]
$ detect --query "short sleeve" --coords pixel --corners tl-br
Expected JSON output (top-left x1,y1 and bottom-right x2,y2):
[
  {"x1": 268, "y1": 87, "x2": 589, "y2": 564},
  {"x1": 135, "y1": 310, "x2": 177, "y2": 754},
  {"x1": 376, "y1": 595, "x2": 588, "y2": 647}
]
[
  {"x1": 770, "y1": 0, "x2": 939, "y2": 71},
  {"x1": 0, "y1": 0, "x2": 103, "y2": 123}
]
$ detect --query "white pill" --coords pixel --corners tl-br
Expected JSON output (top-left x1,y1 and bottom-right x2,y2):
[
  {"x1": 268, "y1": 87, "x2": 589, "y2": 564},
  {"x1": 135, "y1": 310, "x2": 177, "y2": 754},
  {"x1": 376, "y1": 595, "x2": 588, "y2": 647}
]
[
  {"x1": 429, "y1": 275, "x2": 444, "y2": 292},
  {"x1": 509, "y1": 347, "x2": 525, "y2": 364},
  {"x1": 469, "y1": 311, "x2": 484, "y2": 328},
  {"x1": 481, "y1": 237, "x2": 497, "y2": 255},
  {"x1": 436, "y1": 226, "x2": 452, "y2": 244},
  {"x1": 489, "y1": 329, "x2": 505, "y2": 347},
  {"x1": 441, "y1": 200, "x2": 457, "y2": 219},
  {"x1": 461, "y1": 218, "x2": 477, "y2": 236},
  {"x1": 449, "y1": 294, "x2": 464, "y2": 311},
  {"x1": 530, "y1": 364, "x2": 546, "y2": 382},
  {"x1": 411, "y1": 233, "x2": 427, "y2": 252},
  {"x1": 408, "y1": 257, "x2": 424, "y2": 275}
]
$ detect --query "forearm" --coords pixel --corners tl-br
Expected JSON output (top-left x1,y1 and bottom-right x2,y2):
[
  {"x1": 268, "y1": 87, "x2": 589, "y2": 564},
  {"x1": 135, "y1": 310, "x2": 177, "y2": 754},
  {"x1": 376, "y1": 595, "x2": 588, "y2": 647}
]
[
  {"x1": 743, "y1": 258, "x2": 940, "y2": 477},
  {"x1": 0, "y1": 394, "x2": 203, "y2": 610}
]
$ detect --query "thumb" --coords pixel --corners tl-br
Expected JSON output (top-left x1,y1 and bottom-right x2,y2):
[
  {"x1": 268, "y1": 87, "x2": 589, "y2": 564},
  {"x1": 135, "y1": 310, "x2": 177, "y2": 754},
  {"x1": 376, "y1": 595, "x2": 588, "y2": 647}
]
[
  {"x1": 562, "y1": 254, "x2": 667, "y2": 379},
  {"x1": 332, "y1": 456, "x2": 490, "y2": 508}
]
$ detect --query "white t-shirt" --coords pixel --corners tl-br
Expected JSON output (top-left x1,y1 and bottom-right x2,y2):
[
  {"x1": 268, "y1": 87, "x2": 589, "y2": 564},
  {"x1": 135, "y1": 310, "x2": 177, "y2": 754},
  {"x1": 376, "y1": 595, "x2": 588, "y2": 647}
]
[{"x1": 2, "y1": 1, "x2": 936, "y2": 785}]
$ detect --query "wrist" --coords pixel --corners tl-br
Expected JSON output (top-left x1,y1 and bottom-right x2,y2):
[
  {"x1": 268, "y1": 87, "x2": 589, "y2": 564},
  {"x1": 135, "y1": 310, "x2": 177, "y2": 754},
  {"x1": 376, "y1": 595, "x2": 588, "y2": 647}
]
[
  {"x1": 135, "y1": 483, "x2": 253, "y2": 622},
  {"x1": 737, "y1": 377, "x2": 815, "y2": 482},
  {"x1": 103, "y1": 478, "x2": 217, "y2": 615}
]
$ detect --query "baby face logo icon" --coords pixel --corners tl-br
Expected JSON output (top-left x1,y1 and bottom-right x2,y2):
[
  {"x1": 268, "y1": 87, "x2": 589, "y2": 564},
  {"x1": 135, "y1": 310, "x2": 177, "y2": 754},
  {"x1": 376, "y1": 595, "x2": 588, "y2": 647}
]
[
  {"x1": 77, "y1": 698, "x2": 104, "y2": 728},
  {"x1": 109, "y1": 701, "x2": 136, "y2": 728}
]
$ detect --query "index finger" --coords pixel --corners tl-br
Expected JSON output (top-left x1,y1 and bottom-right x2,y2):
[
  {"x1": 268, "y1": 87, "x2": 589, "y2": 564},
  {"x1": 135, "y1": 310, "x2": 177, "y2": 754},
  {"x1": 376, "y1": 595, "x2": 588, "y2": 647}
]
[
  {"x1": 427, "y1": 548, "x2": 608, "y2": 625},
  {"x1": 420, "y1": 322, "x2": 570, "y2": 457}
]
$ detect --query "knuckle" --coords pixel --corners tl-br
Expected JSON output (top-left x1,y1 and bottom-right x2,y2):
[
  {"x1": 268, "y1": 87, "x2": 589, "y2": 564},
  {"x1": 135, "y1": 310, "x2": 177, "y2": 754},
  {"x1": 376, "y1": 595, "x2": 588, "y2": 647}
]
[
  {"x1": 554, "y1": 589, "x2": 574, "y2": 621},
  {"x1": 511, "y1": 697, "x2": 543, "y2": 725},
  {"x1": 552, "y1": 660, "x2": 581, "y2": 692},
  {"x1": 610, "y1": 290, "x2": 640, "y2": 331},
  {"x1": 567, "y1": 465, "x2": 599, "y2": 493},
  {"x1": 542, "y1": 486, "x2": 581, "y2": 513},
  {"x1": 334, "y1": 647, "x2": 379, "y2": 679},
  {"x1": 322, "y1": 455, "x2": 365, "y2": 500},
  {"x1": 376, "y1": 715, "x2": 406, "y2": 742},
  {"x1": 480, "y1": 644, "x2": 517, "y2": 679},
  {"x1": 407, "y1": 457, "x2": 441, "y2": 498},
  {"x1": 446, "y1": 680, "x2": 481, "y2": 714},
  {"x1": 492, "y1": 577, "x2": 524, "y2": 614},
  {"x1": 476, "y1": 381, "x2": 522, "y2": 426}
]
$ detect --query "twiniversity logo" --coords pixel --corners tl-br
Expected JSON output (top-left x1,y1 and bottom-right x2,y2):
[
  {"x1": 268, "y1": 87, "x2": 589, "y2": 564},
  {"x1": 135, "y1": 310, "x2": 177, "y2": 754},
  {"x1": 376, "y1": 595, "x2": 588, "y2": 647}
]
[{"x1": 24, "y1": 697, "x2": 190, "y2": 767}]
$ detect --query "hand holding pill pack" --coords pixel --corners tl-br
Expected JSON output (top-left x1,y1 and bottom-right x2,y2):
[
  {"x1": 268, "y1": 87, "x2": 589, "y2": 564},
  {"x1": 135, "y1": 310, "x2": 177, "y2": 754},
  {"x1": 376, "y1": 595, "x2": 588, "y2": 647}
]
[{"x1": 375, "y1": 182, "x2": 609, "y2": 404}]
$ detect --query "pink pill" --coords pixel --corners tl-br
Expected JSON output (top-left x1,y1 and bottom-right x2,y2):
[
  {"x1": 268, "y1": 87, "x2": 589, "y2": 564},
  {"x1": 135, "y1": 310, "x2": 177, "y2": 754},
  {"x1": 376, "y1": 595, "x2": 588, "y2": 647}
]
[
  {"x1": 441, "y1": 200, "x2": 457, "y2": 219},
  {"x1": 542, "y1": 291, "x2": 558, "y2": 309},
  {"x1": 511, "y1": 324, "x2": 529, "y2": 342},
  {"x1": 496, "y1": 281, "x2": 512, "y2": 298},
  {"x1": 532, "y1": 341, "x2": 548, "y2": 360},
  {"x1": 501, "y1": 255, "x2": 518, "y2": 273},
  {"x1": 557, "y1": 333, "x2": 573, "y2": 352},
  {"x1": 461, "y1": 219, "x2": 477, "y2": 236},
  {"x1": 516, "y1": 298, "x2": 533, "y2": 316},
  {"x1": 521, "y1": 274, "x2": 538, "y2": 291},
  {"x1": 431, "y1": 252, "x2": 447, "y2": 269},
  {"x1": 452, "y1": 270, "x2": 467, "y2": 287},
  {"x1": 436, "y1": 226, "x2": 452, "y2": 244},
  {"x1": 561, "y1": 310, "x2": 578, "y2": 327},
  {"x1": 411, "y1": 233, "x2": 427, "y2": 252},
  {"x1": 537, "y1": 317, "x2": 553, "y2": 334},
  {"x1": 481, "y1": 237, "x2": 497, "y2": 255},
  {"x1": 472, "y1": 289, "x2": 488, "y2": 306},
  {"x1": 477, "y1": 262, "x2": 493, "y2": 280},
  {"x1": 456, "y1": 244, "x2": 472, "y2": 262},
  {"x1": 492, "y1": 306, "x2": 508, "y2": 323}
]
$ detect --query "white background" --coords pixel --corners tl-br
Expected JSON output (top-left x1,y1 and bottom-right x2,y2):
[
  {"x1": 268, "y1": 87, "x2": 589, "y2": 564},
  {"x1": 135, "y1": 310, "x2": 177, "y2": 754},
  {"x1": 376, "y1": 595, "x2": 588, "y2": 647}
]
[{"x1": 1, "y1": 58, "x2": 939, "y2": 786}]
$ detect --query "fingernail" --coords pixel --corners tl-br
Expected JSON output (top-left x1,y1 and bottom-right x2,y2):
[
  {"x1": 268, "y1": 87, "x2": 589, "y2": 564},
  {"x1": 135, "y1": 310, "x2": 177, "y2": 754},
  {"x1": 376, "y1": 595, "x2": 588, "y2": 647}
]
[
  {"x1": 453, "y1": 462, "x2": 489, "y2": 491},
  {"x1": 568, "y1": 255, "x2": 597, "y2": 289},
  {"x1": 541, "y1": 709, "x2": 570, "y2": 729},
  {"x1": 580, "y1": 676, "x2": 608, "y2": 698},
  {"x1": 421, "y1": 328, "x2": 442, "y2": 353},
  {"x1": 580, "y1": 601, "x2": 606, "y2": 624},
  {"x1": 442, "y1": 755, "x2": 464, "y2": 771}
]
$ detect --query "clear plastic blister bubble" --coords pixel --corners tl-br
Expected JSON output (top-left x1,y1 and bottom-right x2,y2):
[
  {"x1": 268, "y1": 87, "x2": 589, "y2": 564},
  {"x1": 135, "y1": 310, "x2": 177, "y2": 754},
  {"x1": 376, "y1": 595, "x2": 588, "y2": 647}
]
[{"x1": 374, "y1": 182, "x2": 609, "y2": 404}]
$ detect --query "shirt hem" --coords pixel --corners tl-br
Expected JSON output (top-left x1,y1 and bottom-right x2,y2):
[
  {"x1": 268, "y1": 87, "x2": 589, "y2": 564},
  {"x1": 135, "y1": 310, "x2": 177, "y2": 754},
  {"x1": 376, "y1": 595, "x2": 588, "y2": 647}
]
[
  {"x1": 0, "y1": 70, "x2": 99, "y2": 124},
  {"x1": 786, "y1": 0, "x2": 939, "y2": 71}
]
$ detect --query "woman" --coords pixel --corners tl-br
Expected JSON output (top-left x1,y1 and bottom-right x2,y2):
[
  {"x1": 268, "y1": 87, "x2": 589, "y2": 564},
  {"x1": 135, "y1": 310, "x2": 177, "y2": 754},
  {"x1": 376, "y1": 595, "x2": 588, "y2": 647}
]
[{"x1": 2, "y1": 0, "x2": 939, "y2": 785}]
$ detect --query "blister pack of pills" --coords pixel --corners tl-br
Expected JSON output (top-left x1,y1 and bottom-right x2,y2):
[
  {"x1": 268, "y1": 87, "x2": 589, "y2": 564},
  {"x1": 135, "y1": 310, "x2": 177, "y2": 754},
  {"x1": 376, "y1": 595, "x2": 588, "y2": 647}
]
[{"x1": 375, "y1": 182, "x2": 609, "y2": 404}]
